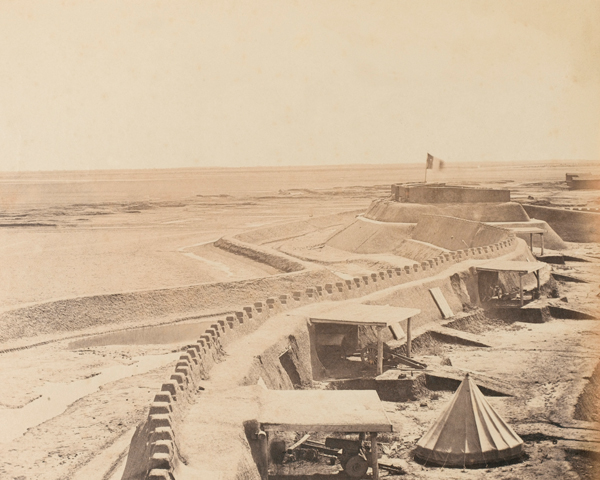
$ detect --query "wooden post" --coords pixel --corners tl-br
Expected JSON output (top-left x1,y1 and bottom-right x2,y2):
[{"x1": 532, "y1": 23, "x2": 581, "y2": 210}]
[
  {"x1": 529, "y1": 233, "x2": 533, "y2": 251},
  {"x1": 519, "y1": 274, "x2": 524, "y2": 307},
  {"x1": 258, "y1": 430, "x2": 268, "y2": 480},
  {"x1": 370, "y1": 432, "x2": 379, "y2": 480},
  {"x1": 377, "y1": 328, "x2": 384, "y2": 376},
  {"x1": 541, "y1": 234, "x2": 545, "y2": 256},
  {"x1": 406, "y1": 317, "x2": 412, "y2": 358},
  {"x1": 535, "y1": 270, "x2": 540, "y2": 294}
]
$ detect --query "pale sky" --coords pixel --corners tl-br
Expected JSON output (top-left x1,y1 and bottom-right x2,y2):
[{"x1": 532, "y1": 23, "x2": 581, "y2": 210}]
[{"x1": 0, "y1": 0, "x2": 598, "y2": 171}]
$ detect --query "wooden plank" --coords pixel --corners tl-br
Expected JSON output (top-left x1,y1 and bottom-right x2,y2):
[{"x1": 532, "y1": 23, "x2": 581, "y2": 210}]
[
  {"x1": 387, "y1": 322, "x2": 405, "y2": 341},
  {"x1": 476, "y1": 260, "x2": 546, "y2": 274},
  {"x1": 377, "y1": 328, "x2": 384, "y2": 376},
  {"x1": 509, "y1": 227, "x2": 546, "y2": 234},
  {"x1": 300, "y1": 303, "x2": 420, "y2": 327},
  {"x1": 261, "y1": 423, "x2": 393, "y2": 433},
  {"x1": 287, "y1": 434, "x2": 311, "y2": 451},
  {"x1": 429, "y1": 287, "x2": 454, "y2": 319}
]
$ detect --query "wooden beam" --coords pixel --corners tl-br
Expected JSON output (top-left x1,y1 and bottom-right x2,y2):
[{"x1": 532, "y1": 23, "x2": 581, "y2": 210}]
[
  {"x1": 529, "y1": 233, "x2": 533, "y2": 251},
  {"x1": 519, "y1": 274, "x2": 524, "y2": 307},
  {"x1": 258, "y1": 430, "x2": 268, "y2": 480},
  {"x1": 260, "y1": 423, "x2": 393, "y2": 433}
]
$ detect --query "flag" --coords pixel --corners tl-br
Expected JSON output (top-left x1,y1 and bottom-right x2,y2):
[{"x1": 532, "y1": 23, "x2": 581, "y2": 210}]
[
  {"x1": 426, "y1": 153, "x2": 434, "y2": 169},
  {"x1": 426, "y1": 153, "x2": 445, "y2": 170}
]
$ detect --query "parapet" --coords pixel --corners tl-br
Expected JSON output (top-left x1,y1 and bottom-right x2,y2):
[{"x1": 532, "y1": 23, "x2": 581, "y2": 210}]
[{"x1": 391, "y1": 183, "x2": 510, "y2": 204}]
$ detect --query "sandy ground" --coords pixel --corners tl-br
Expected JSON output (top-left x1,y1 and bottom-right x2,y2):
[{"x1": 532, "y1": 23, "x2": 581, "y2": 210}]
[
  {"x1": 0, "y1": 194, "x2": 373, "y2": 310},
  {"x1": 0, "y1": 169, "x2": 598, "y2": 480}
]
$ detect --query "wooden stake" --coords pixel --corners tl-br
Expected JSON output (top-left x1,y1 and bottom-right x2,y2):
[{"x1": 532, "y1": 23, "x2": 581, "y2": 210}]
[
  {"x1": 519, "y1": 274, "x2": 524, "y2": 307},
  {"x1": 258, "y1": 430, "x2": 268, "y2": 480},
  {"x1": 528, "y1": 233, "x2": 532, "y2": 251},
  {"x1": 377, "y1": 328, "x2": 384, "y2": 376}
]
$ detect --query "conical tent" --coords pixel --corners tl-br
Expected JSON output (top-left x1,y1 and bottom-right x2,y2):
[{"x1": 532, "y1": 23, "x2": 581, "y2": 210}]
[{"x1": 415, "y1": 374, "x2": 524, "y2": 467}]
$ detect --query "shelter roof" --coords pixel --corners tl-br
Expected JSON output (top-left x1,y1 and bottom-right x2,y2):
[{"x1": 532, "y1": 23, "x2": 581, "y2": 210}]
[
  {"x1": 508, "y1": 227, "x2": 546, "y2": 234},
  {"x1": 258, "y1": 389, "x2": 392, "y2": 433},
  {"x1": 294, "y1": 302, "x2": 420, "y2": 328},
  {"x1": 476, "y1": 260, "x2": 546, "y2": 274}
]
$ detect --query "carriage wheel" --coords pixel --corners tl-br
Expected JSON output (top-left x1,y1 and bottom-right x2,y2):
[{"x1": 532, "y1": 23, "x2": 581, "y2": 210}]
[
  {"x1": 360, "y1": 345, "x2": 378, "y2": 366},
  {"x1": 343, "y1": 455, "x2": 369, "y2": 478}
]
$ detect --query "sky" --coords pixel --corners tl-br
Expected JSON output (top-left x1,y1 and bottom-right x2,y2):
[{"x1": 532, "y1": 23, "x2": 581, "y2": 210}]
[{"x1": 0, "y1": 0, "x2": 598, "y2": 172}]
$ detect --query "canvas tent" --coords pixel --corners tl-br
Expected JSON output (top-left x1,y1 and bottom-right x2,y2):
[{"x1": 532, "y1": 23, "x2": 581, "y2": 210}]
[{"x1": 415, "y1": 374, "x2": 524, "y2": 467}]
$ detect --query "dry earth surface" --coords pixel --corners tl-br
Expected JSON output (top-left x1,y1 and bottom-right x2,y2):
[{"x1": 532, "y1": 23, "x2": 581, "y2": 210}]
[{"x1": 0, "y1": 163, "x2": 598, "y2": 480}]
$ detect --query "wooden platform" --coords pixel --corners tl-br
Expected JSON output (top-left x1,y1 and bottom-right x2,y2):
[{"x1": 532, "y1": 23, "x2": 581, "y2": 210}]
[
  {"x1": 297, "y1": 302, "x2": 420, "y2": 329},
  {"x1": 476, "y1": 260, "x2": 547, "y2": 274},
  {"x1": 258, "y1": 389, "x2": 392, "y2": 433}
]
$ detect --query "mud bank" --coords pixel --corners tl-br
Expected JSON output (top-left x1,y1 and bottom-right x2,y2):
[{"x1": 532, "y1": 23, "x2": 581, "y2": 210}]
[{"x1": 0, "y1": 268, "x2": 339, "y2": 347}]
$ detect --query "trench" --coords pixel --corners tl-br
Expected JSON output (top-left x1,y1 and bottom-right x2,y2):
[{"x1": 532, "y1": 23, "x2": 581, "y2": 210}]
[{"x1": 68, "y1": 319, "x2": 214, "y2": 349}]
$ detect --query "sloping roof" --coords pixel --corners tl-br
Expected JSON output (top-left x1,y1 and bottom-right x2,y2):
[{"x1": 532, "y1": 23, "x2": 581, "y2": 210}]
[
  {"x1": 295, "y1": 302, "x2": 420, "y2": 328},
  {"x1": 258, "y1": 389, "x2": 392, "y2": 433},
  {"x1": 476, "y1": 260, "x2": 546, "y2": 274},
  {"x1": 415, "y1": 374, "x2": 524, "y2": 467}
]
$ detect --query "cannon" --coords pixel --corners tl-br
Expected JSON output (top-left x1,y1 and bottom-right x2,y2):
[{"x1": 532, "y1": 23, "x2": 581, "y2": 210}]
[
  {"x1": 360, "y1": 342, "x2": 427, "y2": 370},
  {"x1": 286, "y1": 435, "x2": 373, "y2": 478}
]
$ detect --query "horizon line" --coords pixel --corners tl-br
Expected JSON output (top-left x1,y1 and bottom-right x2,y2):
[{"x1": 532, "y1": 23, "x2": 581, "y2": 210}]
[{"x1": 0, "y1": 158, "x2": 598, "y2": 175}]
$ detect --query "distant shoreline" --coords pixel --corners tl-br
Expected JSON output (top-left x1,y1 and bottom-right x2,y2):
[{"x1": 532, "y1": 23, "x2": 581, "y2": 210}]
[{"x1": 0, "y1": 158, "x2": 598, "y2": 177}]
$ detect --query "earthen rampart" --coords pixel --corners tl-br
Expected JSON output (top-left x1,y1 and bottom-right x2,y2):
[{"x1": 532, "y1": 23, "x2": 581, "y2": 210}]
[
  {"x1": 364, "y1": 199, "x2": 530, "y2": 223},
  {"x1": 411, "y1": 215, "x2": 510, "y2": 250},
  {"x1": 123, "y1": 232, "x2": 530, "y2": 479},
  {"x1": 522, "y1": 205, "x2": 600, "y2": 243}
]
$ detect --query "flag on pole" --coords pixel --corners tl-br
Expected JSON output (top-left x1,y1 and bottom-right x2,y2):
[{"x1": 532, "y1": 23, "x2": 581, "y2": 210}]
[
  {"x1": 426, "y1": 153, "x2": 445, "y2": 170},
  {"x1": 424, "y1": 153, "x2": 445, "y2": 183}
]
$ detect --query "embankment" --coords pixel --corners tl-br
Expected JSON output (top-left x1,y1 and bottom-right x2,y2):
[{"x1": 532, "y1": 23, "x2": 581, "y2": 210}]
[
  {"x1": 213, "y1": 237, "x2": 307, "y2": 273},
  {"x1": 490, "y1": 220, "x2": 567, "y2": 250},
  {"x1": 411, "y1": 215, "x2": 510, "y2": 250},
  {"x1": 352, "y1": 200, "x2": 566, "y2": 250},
  {"x1": 522, "y1": 205, "x2": 600, "y2": 243},
  {"x1": 364, "y1": 200, "x2": 530, "y2": 223},
  {"x1": 234, "y1": 211, "x2": 360, "y2": 246},
  {"x1": 326, "y1": 216, "x2": 414, "y2": 253},
  {"x1": 0, "y1": 269, "x2": 337, "y2": 346}
]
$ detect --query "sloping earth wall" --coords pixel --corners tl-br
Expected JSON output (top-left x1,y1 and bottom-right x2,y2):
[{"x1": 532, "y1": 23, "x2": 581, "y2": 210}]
[
  {"x1": 522, "y1": 205, "x2": 600, "y2": 243},
  {"x1": 364, "y1": 200, "x2": 530, "y2": 223},
  {"x1": 326, "y1": 217, "x2": 414, "y2": 253},
  {"x1": 411, "y1": 215, "x2": 510, "y2": 250}
]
